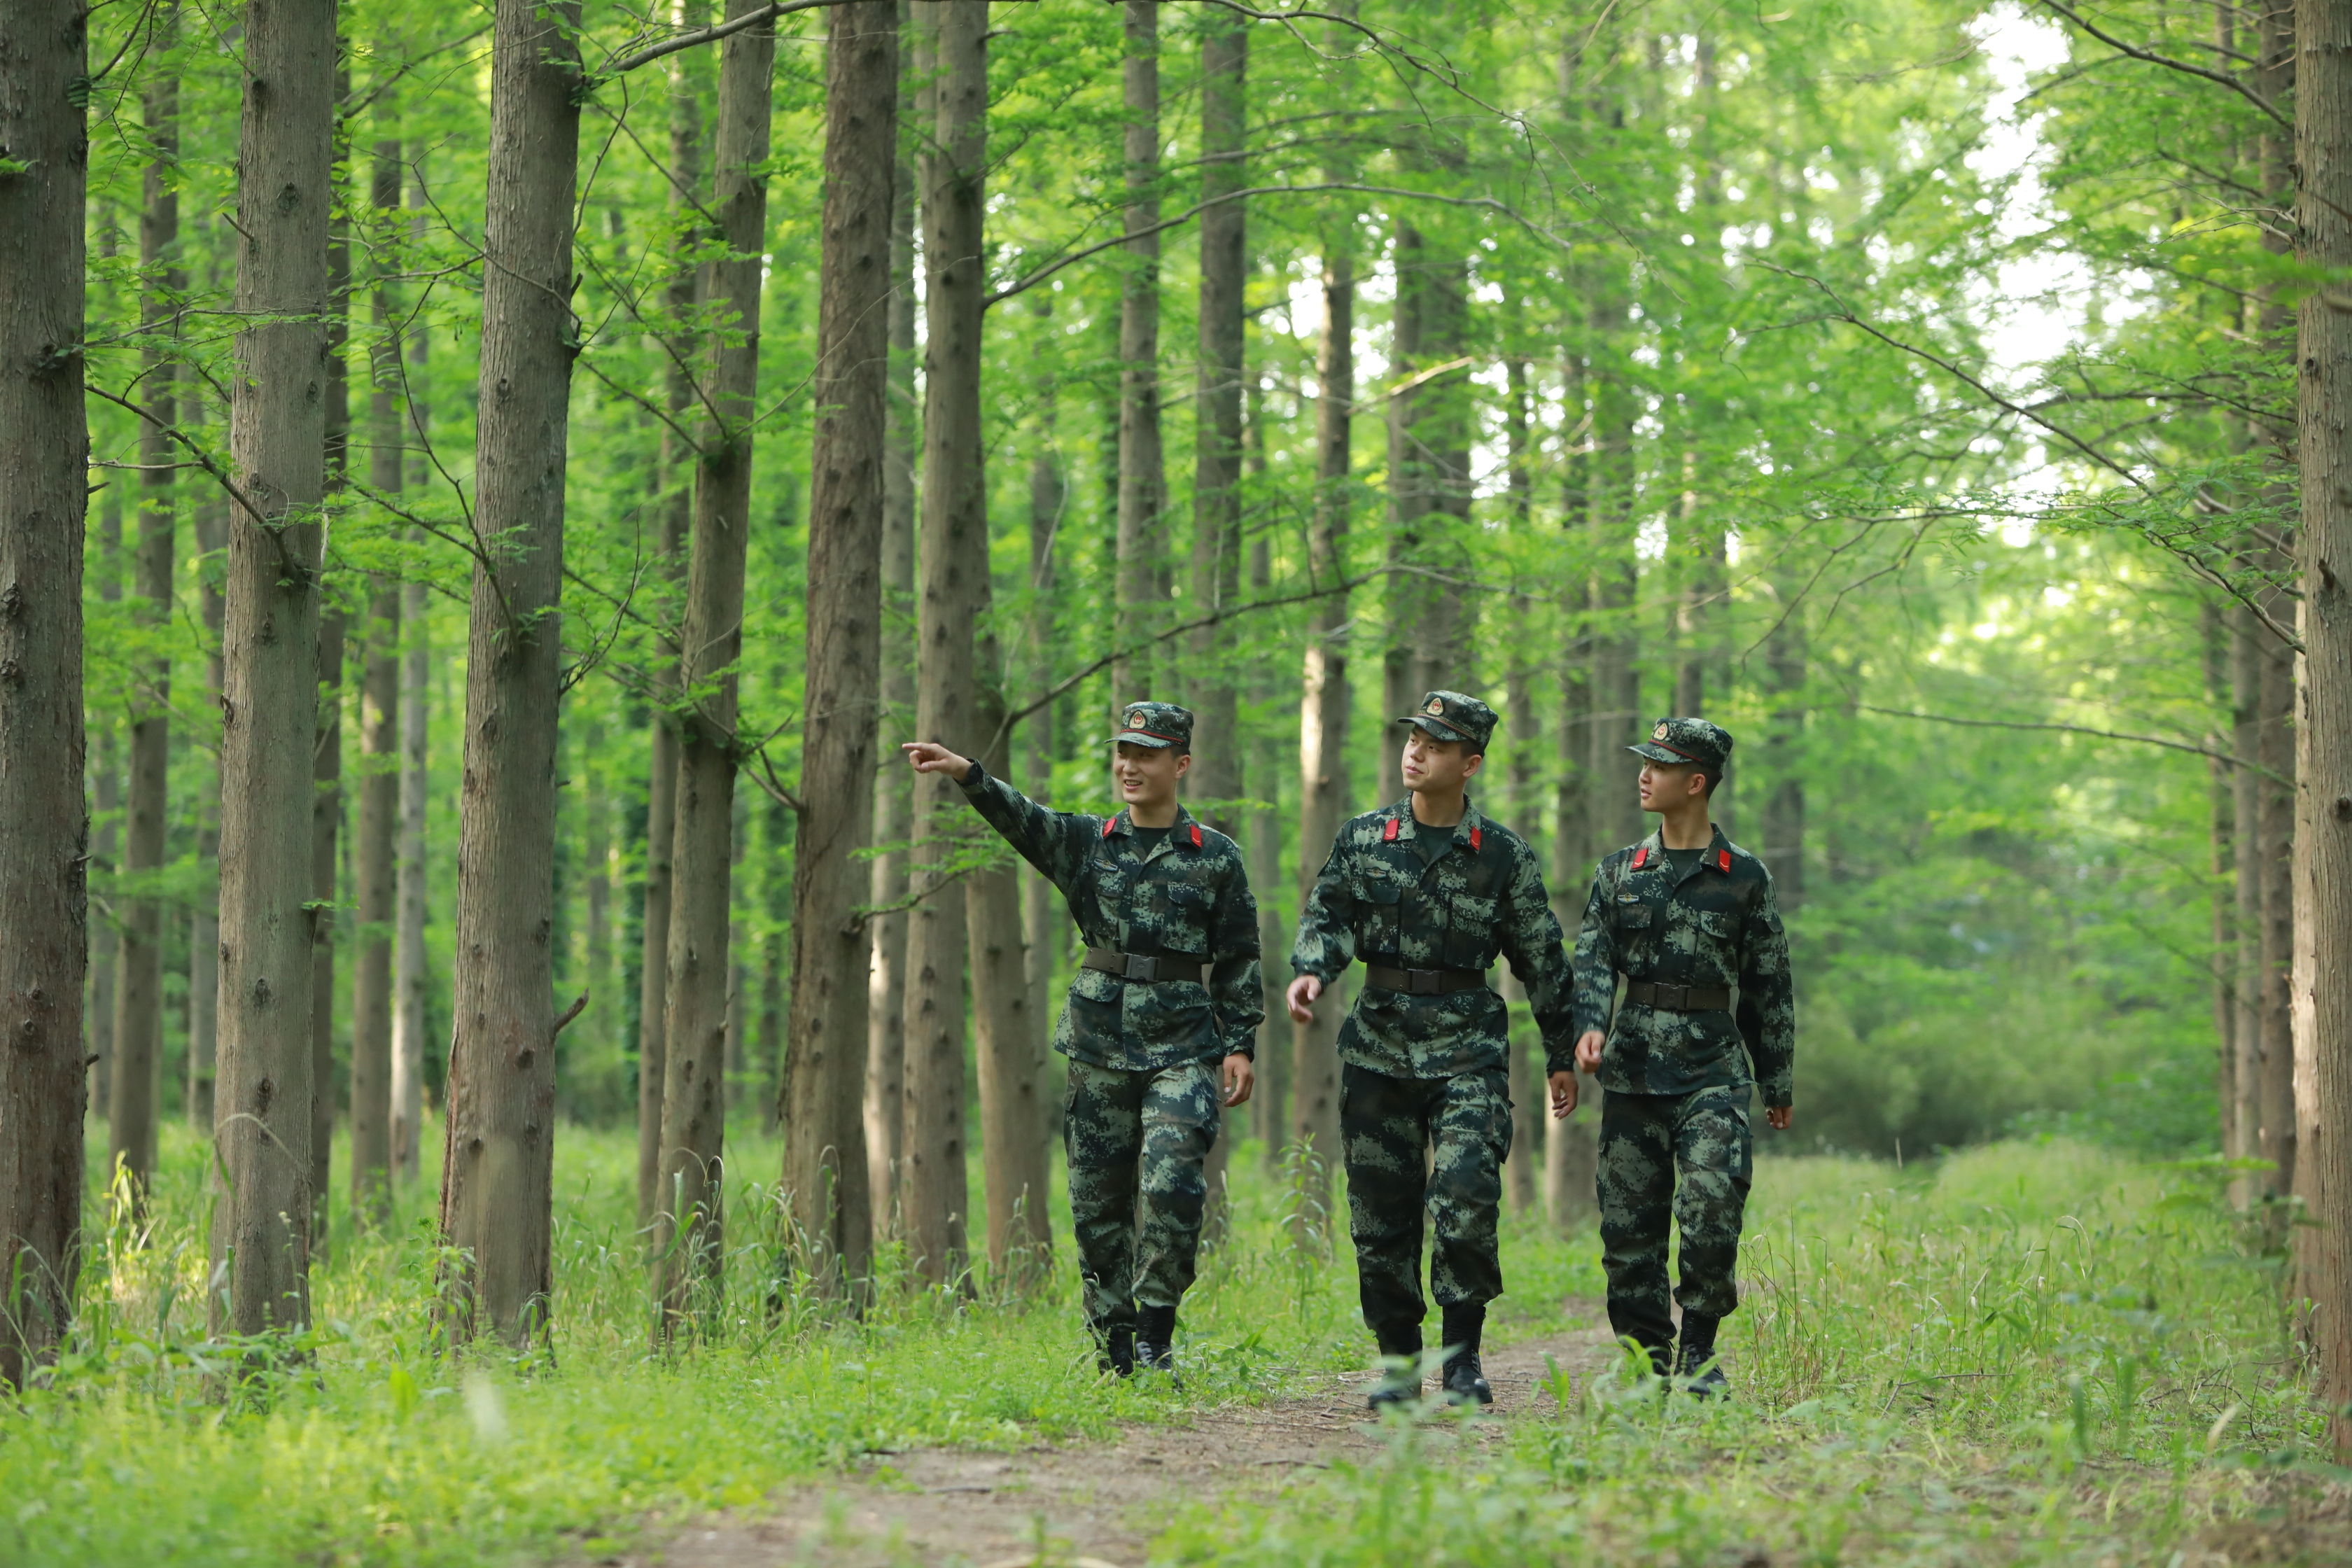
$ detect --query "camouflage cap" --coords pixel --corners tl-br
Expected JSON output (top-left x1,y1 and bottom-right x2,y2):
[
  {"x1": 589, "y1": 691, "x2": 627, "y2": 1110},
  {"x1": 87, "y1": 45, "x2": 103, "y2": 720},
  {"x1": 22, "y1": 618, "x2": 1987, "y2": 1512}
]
[
  {"x1": 1396, "y1": 690, "x2": 1497, "y2": 750},
  {"x1": 1629, "y1": 715, "x2": 1733, "y2": 770},
  {"x1": 1111, "y1": 700, "x2": 1194, "y2": 751}
]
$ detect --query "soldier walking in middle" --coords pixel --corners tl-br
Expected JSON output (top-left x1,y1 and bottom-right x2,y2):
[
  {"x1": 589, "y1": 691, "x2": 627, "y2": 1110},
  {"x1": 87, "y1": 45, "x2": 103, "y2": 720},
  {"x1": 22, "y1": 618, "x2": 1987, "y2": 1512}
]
[
  {"x1": 902, "y1": 702, "x2": 1261, "y2": 1382},
  {"x1": 1286, "y1": 691, "x2": 1577, "y2": 1408}
]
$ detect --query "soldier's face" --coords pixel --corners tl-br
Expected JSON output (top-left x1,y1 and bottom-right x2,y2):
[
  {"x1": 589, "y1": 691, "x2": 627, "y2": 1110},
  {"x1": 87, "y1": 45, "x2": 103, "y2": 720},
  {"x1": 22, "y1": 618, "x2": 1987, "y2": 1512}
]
[
  {"x1": 1112, "y1": 741, "x2": 1189, "y2": 806},
  {"x1": 1401, "y1": 728, "x2": 1482, "y2": 792},
  {"x1": 1637, "y1": 761, "x2": 1707, "y2": 811}
]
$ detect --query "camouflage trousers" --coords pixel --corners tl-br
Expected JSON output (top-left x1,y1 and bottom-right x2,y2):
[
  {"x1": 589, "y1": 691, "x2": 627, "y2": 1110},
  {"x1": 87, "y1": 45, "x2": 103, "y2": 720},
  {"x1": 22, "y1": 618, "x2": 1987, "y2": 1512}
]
[
  {"x1": 1064, "y1": 1058, "x2": 1222, "y2": 1338},
  {"x1": 1340, "y1": 1063, "x2": 1512, "y2": 1340},
  {"x1": 1597, "y1": 1085, "x2": 1753, "y2": 1348}
]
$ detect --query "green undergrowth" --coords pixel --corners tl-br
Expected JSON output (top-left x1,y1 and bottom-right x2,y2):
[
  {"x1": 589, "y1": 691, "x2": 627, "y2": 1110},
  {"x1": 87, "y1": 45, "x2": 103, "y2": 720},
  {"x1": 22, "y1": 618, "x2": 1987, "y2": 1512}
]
[
  {"x1": 5, "y1": 1128, "x2": 2330, "y2": 1566},
  {"x1": 7, "y1": 1118, "x2": 1586, "y2": 1566},
  {"x1": 1158, "y1": 1142, "x2": 2342, "y2": 1567}
]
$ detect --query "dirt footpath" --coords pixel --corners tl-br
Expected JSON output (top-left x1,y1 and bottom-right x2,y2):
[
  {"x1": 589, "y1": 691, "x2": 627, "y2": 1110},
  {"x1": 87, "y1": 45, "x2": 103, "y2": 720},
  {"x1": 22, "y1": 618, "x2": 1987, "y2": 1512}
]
[{"x1": 620, "y1": 1308, "x2": 1620, "y2": 1568}]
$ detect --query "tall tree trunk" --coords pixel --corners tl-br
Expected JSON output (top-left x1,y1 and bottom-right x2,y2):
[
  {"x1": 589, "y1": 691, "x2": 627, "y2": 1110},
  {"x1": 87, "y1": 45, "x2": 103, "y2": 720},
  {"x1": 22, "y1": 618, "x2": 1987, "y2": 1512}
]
[
  {"x1": 638, "y1": 24, "x2": 704, "y2": 1231},
  {"x1": 351, "y1": 127, "x2": 404, "y2": 1226},
  {"x1": 391, "y1": 155, "x2": 433, "y2": 1182},
  {"x1": 1021, "y1": 297, "x2": 1061, "y2": 1157},
  {"x1": 972, "y1": 645, "x2": 1046, "y2": 1278},
  {"x1": 864, "y1": 22, "x2": 918, "y2": 1240},
  {"x1": 1247, "y1": 494, "x2": 1285, "y2": 1147},
  {"x1": 2292, "y1": 0, "x2": 2352, "y2": 1452},
  {"x1": 1112, "y1": 0, "x2": 1165, "y2": 706},
  {"x1": 437, "y1": 0, "x2": 581, "y2": 1350},
  {"x1": 0, "y1": 0, "x2": 90, "y2": 1390},
  {"x1": 1583, "y1": 285, "x2": 1643, "y2": 855},
  {"x1": 2258, "y1": 578, "x2": 2297, "y2": 1212},
  {"x1": 1762, "y1": 574, "x2": 1807, "y2": 906},
  {"x1": 1294, "y1": 250, "x2": 1352, "y2": 1217},
  {"x1": 311, "y1": 69, "x2": 353, "y2": 1252},
  {"x1": 113, "y1": 41, "x2": 183, "y2": 1196},
  {"x1": 90, "y1": 495, "x2": 120, "y2": 1123},
  {"x1": 656, "y1": 0, "x2": 775, "y2": 1326},
  {"x1": 1502, "y1": 657, "x2": 1539, "y2": 1217},
  {"x1": 902, "y1": 0, "x2": 988, "y2": 1287},
  {"x1": 1186, "y1": 9, "x2": 1247, "y2": 840},
  {"x1": 2204, "y1": 600, "x2": 2236, "y2": 1160},
  {"x1": 215, "y1": 0, "x2": 333, "y2": 1338},
  {"x1": 190, "y1": 421, "x2": 225, "y2": 1129},
  {"x1": 783, "y1": 0, "x2": 895, "y2": 1298},
  {"x1": 2232, "y1": 597, "x2": 2263, "y2": 1203}
]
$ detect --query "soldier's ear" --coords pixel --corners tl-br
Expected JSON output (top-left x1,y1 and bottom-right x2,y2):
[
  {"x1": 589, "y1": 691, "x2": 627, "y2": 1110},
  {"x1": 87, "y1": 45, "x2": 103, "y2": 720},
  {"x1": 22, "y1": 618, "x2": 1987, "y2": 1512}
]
[
  {"x1": 1173, "y1": 750, "x2": 1193, "y2": 778},
  {"x1": 1462, "y1": 749, "x2": 1485, "y2": 780}
]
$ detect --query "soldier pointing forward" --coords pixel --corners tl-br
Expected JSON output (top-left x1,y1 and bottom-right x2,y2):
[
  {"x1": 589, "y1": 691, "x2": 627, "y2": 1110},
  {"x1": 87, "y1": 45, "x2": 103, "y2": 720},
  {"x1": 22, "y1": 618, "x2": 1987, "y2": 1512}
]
[
  {"x1": 1563, "y1": 717, "x2": 1795, "y2": 1396},
  {"x1": 904, "y1": 702, "x2": 1261, "y2": 1382},
  {"x1": 1287, "y1": 692, "x2": 1578, "y2": 1408}
]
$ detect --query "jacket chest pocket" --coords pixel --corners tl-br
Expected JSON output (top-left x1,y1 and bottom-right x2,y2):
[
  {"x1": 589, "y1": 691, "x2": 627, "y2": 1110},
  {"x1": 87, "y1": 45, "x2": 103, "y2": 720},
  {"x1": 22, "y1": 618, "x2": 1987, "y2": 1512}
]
[
  {"x1": 1089, "y1": 866, "x2": 1130, "y2": 939},
  {"x1": 1613, "y1": 895, "x2": 1654, "y2": 936},
  {"x1": 1445, "y1": 892, "x2": 1498, "y2": 966},
  {"x1": 1696, "y1": 909, "x2": 1735, "y2": 940},
  {"x1": 1149, "y1": 880, "x2": 1212, "y2": 955},
  {"x1": 1354, "y1": 875, "x2": 1403, "y2": 953}
]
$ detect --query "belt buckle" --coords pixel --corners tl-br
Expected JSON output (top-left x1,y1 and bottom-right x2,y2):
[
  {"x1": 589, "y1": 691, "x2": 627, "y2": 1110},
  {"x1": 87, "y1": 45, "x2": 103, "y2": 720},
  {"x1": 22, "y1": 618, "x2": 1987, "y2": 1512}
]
[
  {"x1": 1658, "y1": 982, "x2": 1685, "y2": 1009},
  {"x1": 1409, "y1": 969, "x2": 1440, "y2": 995},
  {"x1": 1125, "y1": 954, "x2": 1157, "y2": 982}
]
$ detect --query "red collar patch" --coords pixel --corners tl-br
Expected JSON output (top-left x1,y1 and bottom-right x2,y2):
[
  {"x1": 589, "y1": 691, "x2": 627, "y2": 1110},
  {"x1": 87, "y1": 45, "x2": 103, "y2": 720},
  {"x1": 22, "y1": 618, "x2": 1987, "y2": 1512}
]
[
  {"x1": 1383, "y1": 816, "x2": 1401, "y2": 842},
  {"x1": 1718, "y1": 847, "x2": 1731, "y2": 872},
  {"x1": 1190, "y1": 822, "x2": 1203, "y2": 848},
  {"x1": 1632, "y1": 846, "x2": 1649, "y2": 869},
  {"x1": 1470, "y1": 825, "x2": 1483, "y2": 851}
]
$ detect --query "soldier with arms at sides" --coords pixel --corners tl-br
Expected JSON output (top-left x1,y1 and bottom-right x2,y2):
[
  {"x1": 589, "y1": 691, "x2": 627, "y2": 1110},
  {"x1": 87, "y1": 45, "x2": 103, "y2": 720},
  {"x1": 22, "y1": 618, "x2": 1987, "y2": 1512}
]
[
  {"x1": 1287, "y1": 692, "x2": 1578, "y2": 1408},
  {"x1": 903, "y1": 702, "x2": 1261, "y2": 1382},
  {"x1": 1562, "y1": 717, "x2": 1795, "y2": 1396}
]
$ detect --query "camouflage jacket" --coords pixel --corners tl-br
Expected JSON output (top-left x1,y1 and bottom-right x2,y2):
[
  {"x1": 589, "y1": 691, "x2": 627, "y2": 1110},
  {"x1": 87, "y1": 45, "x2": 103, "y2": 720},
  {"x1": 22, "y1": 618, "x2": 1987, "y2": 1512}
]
[
  {"x1": 1569, "y1": 825, "x2": 1796, "y2": 1105},
  {"x1": 957, "y1": 764, "x2": 1264, "y2": 1072},
  {"x1": 1291, "y1": 797, "x2": 1577, "y2": 1080}
]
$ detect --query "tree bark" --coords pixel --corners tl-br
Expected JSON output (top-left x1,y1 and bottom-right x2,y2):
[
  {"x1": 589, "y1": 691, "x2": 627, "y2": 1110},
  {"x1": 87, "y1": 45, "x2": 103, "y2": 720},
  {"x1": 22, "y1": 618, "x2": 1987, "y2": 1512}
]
[
  {"x1": 311, "y1": 69, "x2": 353, "y2": 1252},
  {"x1": 214, "y1": 0, "x2": 333, "y2": 1338},
  {"x1": 1246, "y1": 433, "x2": 1287, "y2": 1145},
  {"x1": 783, "y1": 0, "x2": 895, "y2": 1298},
  {"x1": 437, "y1": 0, "x2": 581, "y2": 1350},
  {"x1": 112, "y1": 41, "x2": 183, "y2": 1196},
  {"x1": 972, "y1": 657, "x2": 1048, "y2": 1278},
  {"x1": 638, "y1": 29, "x2": 705, "y2": 1233},
  {"x1": 1186, "y1": 9, "x2": 1247, "y2": 841},
  {"x1": 391, "y1": 157, "x2": 433, "y2": 1183},
  {"x1": 1294, "y1": 251, "x2": 1353, "y2": 1214},
  {"x1": 1021, "y1": 297, "x2": 1061, "y2": 1158},
  {"x1": 1112, "y1": 0, "x2": 1166, "y2": 706},
  {"x1": 864, "y1": 20, "x2": 918, "y2": 1241},
  {"x1": 351, "y1": 127, "x2": 405, "y2": 1226},
  {"x1": 2232, "y1": 596, "x2": 2263, "y2": 1203},
  {"x1": 902, "y1": 0, "x2": 988, "y2": 1287},
  {"x1": 90, "y1": 495, "x2": 120, "y2": 1124},
  {"x1": 1583, "y1": 284, "x2": 1643, "y2": 854},
  {"x1": 2258, "y1": 574, "x2": 2297, "y2": 1210},
  {"x1": 655, "y1": 0, "x2": 774, "y2": 1326},
  {"x1": 190, "y1": 419, "x2": 225, "y2": 1130},
  {"x1": 2292, "y1": 0, "x2": 2352, "y2": 1452},
  {"x1": 0, "y1": 0, "x2": 90, "y2": 1390},
  {"x1": 1502, "y1": 658, "x2": 1539, "y2": 1217},
  {"x1": 2203, "y1": 599, "x2": 2235, "y2": 1161},
  {"x1": 1761, "y1": 573, "x2": 1807, "y2": 907}
]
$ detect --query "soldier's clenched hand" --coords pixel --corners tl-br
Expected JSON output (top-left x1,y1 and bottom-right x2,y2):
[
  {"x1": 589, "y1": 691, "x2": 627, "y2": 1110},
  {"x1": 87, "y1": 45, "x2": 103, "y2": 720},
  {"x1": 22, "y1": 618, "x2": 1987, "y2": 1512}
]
[
  {"x1": 1220, "y1": 1052, "x2": 1255, "y2": 1107},
  {"x1": 1766, "y1": 1105, "x2": 1792, "y2": 1131},
  {"x1": 1284, "y1": 974, "x2": 1322, "y2": 1024},
  {"x1": 1573, "y1": 1028, "x2": 1605, "y2": 1073},
  {"x1": 901, "y1": 740, "x2": 974, "y2": 777},
  {"x1": 1547, "y1": 1070, "x2": 1578, "y2": 1119}
]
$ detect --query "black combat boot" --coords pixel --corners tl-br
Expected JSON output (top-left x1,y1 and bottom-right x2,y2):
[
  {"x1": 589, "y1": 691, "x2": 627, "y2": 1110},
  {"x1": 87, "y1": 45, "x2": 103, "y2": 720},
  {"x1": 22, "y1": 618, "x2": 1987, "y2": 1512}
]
[
  {"x1": 1096, "y1": 1325, "x2": 1135, "y2": 1378},
  {"x1": 1135, "y1": 1303, "x2": 1182, "y2": 1387},
  {"x1": 1367, "y1": 1323, "x2": 1424, "y2": 1410},
  {"x1": 1674, "y1": 1312, "x2": 1727, "y2": 1397},
  {"x1": 1438, "y1": 1302, "x2": 1493, "y2": 1407}
]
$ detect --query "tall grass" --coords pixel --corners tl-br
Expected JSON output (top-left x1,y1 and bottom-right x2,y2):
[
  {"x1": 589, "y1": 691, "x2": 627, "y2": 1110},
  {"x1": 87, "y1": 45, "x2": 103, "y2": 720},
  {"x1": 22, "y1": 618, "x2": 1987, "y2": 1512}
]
[{"x1": 3, "y1": 1125, "x2": 2321, "y2": 1566}]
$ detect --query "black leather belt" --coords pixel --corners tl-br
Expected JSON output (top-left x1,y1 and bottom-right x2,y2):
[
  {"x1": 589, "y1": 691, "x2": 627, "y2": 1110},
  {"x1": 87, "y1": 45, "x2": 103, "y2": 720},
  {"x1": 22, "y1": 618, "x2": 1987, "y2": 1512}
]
[
  {"x1": 1625, "y1": 979, "x2": 1731, "y2": 1011},
  {"x1": 1366, "y1": 963, "x2": 1490, "y2": 996},
  {"x1": 1083, "y1": 946, "x2": 1206, "y2": 984}
]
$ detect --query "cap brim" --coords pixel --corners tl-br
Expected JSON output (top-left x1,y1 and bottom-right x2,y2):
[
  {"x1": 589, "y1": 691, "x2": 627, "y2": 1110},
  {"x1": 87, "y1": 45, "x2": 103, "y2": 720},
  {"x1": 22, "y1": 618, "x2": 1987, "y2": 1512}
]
[
  {"x1": 1398, "y1": 714, "x2": 1475, "y2": 743},
  {"x1": 1109, "y1": 732, "x2": 1182, "y2": 749},
  {"x1": 1628, "y1": 742, "x2": 1686, "y2": 764}
]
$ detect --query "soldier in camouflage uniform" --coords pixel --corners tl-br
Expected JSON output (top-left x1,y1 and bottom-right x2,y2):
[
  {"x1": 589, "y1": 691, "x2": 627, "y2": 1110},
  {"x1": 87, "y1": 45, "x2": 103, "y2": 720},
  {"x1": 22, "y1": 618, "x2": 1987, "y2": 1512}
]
[
  {"x1": 1564, "y1": 716, "x2": 1795, "y2": 1395},
  {"x1": 1287, "y1": 692, "x2": 1578, "y2": 1408},
  {"x1": 903, "y1": 703, "x2": 1261, "y2": 1381}
]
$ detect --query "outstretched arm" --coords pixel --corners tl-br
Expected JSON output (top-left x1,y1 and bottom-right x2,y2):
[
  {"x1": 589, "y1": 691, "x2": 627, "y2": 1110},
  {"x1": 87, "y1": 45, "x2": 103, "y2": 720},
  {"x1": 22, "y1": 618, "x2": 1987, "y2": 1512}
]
[{"x1": 903, "y1": 741, "x2": 1096, "y2": 888}]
